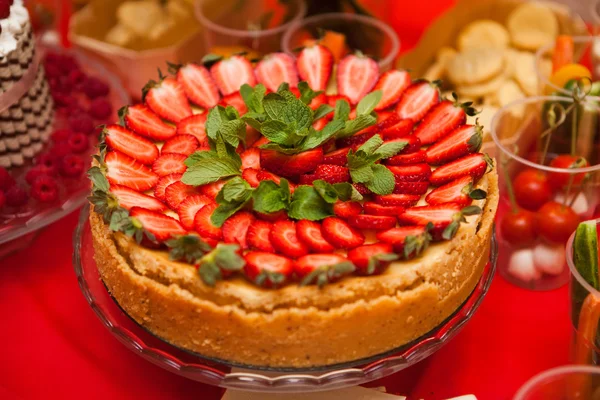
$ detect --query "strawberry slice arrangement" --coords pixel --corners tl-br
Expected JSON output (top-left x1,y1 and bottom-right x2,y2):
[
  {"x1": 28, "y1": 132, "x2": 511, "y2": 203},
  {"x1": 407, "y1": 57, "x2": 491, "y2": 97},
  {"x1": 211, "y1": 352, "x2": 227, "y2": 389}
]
[
  {"x1": 1, "y1": 51, "x2": 114, "y2": 217},
  {"x1": 89, "y1": 47, "x2": 494, "y2": 290}
]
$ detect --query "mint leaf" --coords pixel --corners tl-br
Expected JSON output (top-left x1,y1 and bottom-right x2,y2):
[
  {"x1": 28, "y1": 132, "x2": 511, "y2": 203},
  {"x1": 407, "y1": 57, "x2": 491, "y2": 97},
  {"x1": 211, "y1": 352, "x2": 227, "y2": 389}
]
[
  {"x1": 277, "y1": 82, "x2": 290, "y2": 93},
  {"x1": 211, "y1": 201, "x2": 247, "y2": 227},
  {"x1": 258, "y1": 142, "x2": 302, "y2": 155},
  {"x1": 260, "y1": 120, "x2": 293, "y2": 144},
  {"x1": 252, "y1": 179, "x2": 291, "y2": 213},
  {"x1": 288, "y1": 185, "x2": 333, "y2": 221},
  {"x1": 224, "y1": 105, "x2": 240, "y2": 120},
  {"x1": 222, "y1": 177, "x2": 252, "y2": 202},
  {"x1": 375, "y1": 140, "x2": 408, "y2": 159},
  {"x1": 357, "y1": 134, "x2": 383, "y2": 155},
  {"x1": 205, "y1": 107, "x2": 225, "y2": 140},
  {"x1": 349, "y1": 164, "x2": 374, "y2": 183},
  {"x1": 300, "y1": 119, "x2": 345, "y2": 150},
  {"x1": 365, "y1": 164, "x2": 395, "y2": 195},
  {"x1": 282, "y1": 96, "x2": 312, "y2": 131},
  {"x1": 219, "y1": 119, "x2": 246, "y2": 148},
  {"x1": 185, "y1": 150, "x2": 220, "y2": 167},
  {"x1": 240, "y1": 83, "x2": 266, "y2": 115},
  {"x1": 182, "y1": 158, "x2": 240, "y2": 186},
  {"x1": 337, "y1": 114, "x2": 377, "y2": 139},
  {"x1": 242, "y1": 115, "x2": 262, "y2": 131},
  {"x1": 313, "y1": 180, "x2": 339, "y2": 204},
  {"x1": 263, "y1": 93, "x2": 286, "y2": 120},
  {"x1": 211, "y1": 179, "x2": 253, "y2": 227},
  {"x1": 298, "y1": 81, "x2": 322, "y2": 104},
  {"x1": 313, "y1": 104, "x2": 334, "y2": 120},
  {"x1": 332, "y1": 182, "x2": 363, "y2": 201},
  {"x1": 334, "y1": 99, "x2": 351, "y2": 121},
  {"x1": 356, "y1": 90, "x2": 382, "y2": 115}
]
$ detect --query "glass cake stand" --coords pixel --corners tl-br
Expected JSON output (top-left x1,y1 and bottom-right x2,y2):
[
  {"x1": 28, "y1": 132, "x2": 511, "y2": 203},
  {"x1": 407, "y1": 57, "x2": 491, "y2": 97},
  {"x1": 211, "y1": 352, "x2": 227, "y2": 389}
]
[
  {"x1": 0, "y1": 44, "x2": 130, "y2": 257},
  {"x1": 74, "y1": 205, "x2": 498, "y2": 393}
]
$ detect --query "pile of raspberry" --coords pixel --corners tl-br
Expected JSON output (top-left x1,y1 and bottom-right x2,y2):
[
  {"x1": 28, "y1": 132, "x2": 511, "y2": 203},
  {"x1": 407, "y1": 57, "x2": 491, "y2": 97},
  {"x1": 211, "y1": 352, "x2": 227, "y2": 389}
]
[{"x1": 0, "y1": 52, "x2": 113, "y2": 214}]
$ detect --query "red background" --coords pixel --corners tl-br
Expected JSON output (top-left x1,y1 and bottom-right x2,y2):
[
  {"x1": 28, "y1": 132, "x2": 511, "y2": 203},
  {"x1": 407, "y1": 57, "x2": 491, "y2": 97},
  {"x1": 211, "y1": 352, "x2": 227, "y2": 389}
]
[{"x1": 0, "y1": 1, "x2": 573, "y2": 399}]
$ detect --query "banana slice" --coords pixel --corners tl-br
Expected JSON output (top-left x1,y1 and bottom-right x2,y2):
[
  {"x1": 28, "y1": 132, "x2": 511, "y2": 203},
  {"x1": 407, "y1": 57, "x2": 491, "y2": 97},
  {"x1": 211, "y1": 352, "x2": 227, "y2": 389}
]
[
  {"x1": 457, "y1": 20, "x2": 510, "y2": 51},
  {"x1": 447, "y1": 48, "x2": 504, "y2": 86},
  {"x1": 507, "y1": 3, "x2": 558, "y2": 51}
]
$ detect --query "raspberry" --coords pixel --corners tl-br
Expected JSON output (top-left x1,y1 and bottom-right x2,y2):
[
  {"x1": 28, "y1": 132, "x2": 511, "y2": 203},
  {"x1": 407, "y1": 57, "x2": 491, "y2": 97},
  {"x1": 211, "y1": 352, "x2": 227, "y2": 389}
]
[
  {"x1": 67, "y1": 69, "x2": 86, "y2": 87},
  {"x1": 5, "y1": 185, "x2": 28, "y2": 207},
  {"x1": 44, "y1": 52, "x2": 61, "y2": 66},
  {"x1": 25, "y1": 165, "x2": 57, "y2": 185},
  {"x1": 52, "y1": 142, "x2": 72, "y2": 158},
  {"x1": 0, "y1": 167, "x2": 15, "y2": 190},
  {"x1": 51, "y1": 128, "x2": 73, "y2": 142},
  {"x1": 0, "y1": 190, "x2": 5, "y2": 210},
  {"x1": 82, "y1": 77, "x2": 110, "y2": 99},
  {"x1": 30, "y1": 175, "x2": 59, "y2": 203},
  {"x1": 69, "y1": 114, "x2": 94, "y2": 134},
  {"x1": 52, "y1": 93, "x2": 75, "y2": 108},
  {"x1": 88, "y1": 98, "x2": 112, "y2": 120},
  {"x1": 67, "y1": 132, "x2": 89, "y2": 153},
  {"x1": 60, "y1": 154, "x2": 85, "y2": 177},
  {"x1": 35, "y1": 153, "x2": 59, "y2": 170}
]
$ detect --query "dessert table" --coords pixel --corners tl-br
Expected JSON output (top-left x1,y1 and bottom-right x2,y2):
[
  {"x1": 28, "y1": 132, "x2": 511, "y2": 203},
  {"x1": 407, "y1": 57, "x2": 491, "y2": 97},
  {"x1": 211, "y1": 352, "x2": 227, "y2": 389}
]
[{"x1": 0, "y1": 1, "x2": 573, "y2": 399}]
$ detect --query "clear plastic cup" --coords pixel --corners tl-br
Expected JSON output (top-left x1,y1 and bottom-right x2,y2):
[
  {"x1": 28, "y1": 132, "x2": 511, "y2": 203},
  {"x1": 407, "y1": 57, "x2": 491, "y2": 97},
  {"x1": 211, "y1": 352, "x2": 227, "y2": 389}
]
[
  {"x1": 281, "y1": 12, "x2": 400, "y2": 71},
  {"x1": 514, "y1": 365, "x2": 600, "y2": 400},
  {"x1": 490, "y1": 96, "x2": 600, "y2": 291},
  {"x1": 194, "y1": 0, "x2": 306, "y2": 56}
]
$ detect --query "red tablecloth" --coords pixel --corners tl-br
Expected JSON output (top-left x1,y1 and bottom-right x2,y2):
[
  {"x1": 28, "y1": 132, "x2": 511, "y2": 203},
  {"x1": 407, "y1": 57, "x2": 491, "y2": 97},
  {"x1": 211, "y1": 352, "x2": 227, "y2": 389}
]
[{"x1": 0, "y1": 2, "x2": 574, "y2": 399}]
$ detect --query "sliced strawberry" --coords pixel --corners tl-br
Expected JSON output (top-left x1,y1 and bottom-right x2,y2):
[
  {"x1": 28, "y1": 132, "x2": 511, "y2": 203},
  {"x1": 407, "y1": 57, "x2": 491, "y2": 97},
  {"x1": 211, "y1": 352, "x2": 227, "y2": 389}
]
[
  {"x1": 105, "y1": 151, "x2": 159, "y2": 191},
  {"x1": 255, "y1": 53, "x2": 299, "y2": 92},
  {"x1": 296, "y1": 45, "x2": 333, "y2": 91},
  {"x1": 376, "y1": 225, "x2": 430, "y2": 256},
  {"x1": 198, "y1": 180, "x2": 227, "y2": 199},
  {"x1": 177, "y1": 194, "x2": 213, "y2": 230},
  {"x1": 386, "y1": 149, "x2": 427, "y2": 166},
  {"x1": 220, "y1": 91, "x2": 248, "y2": 115},
  {"x1": 270, "y1": 220, "x2": 309, "y2": 258},
  {"x1": 389, "y1": 135, "x2": 421, "y2": 154},
  {"x1": 222, "y1": 211, "x2": 255, "y2": 249},
  {"x1": 348, "y1": 243, "x2": 396, "y2": 275},
  {"x1": 241, "y1": 148, "x2": 261, "y2": 170},
  {"x1": 296, "y1": 220, "x2": 335, "y2": 252},
  {"x1": 244, "y1": 251, "x2": 293, "y2": 288},
  {"x1": 332, "y1": 201, "x2": 363, "y2": 219},
  {"x1": 321, "y1": 217, "x2": 365, "y2": 249},
  {"x1": 363, "y1": 202, "x2": 404, "y2": 216},
  {"x1": 429, "y1": 153, "x2": 491, "y2": 186},
  {"x1": 326, "y1": 94, "x2": 351, "y2": 108},
  {"x1": 373, "y1": 70, "x2": 411, "y2": 110},
  {"x1": 257, "y1": 210, "x2": 287, "y2": 222},
  {"x1": 380, "y1": 118, "x2": 414, "y2": 140},
  {"x1": 374, "y1": 194, "x2": 420, "y2": 207},
  {"x1": 161, "y1": 134, "x2": 199, "y2": 156},
  {"x1": 242, "y1": 168, "x2": 260, "y2": 188},
  {"x1": 388, "y1": 164, "x2": 431, "y2": 182},
  {"x1": 176, "y1": 113, "x2": 208, "y2": 146},
  {"x1": 260, "y1": 148, "x2": 323, "y2": 177},
  {"x1": 193, "y1": 203, "x2": 223, "y2": 240},
  {"x1": 397, "y1": 203, "x2": 464, "y2": 240},
  {"x1": 211, "y1": 55, "x2": 256, "y2": 96},
  {"x1": 152, "y1": 153, "x2": 188, "y2": 177},
  {"x1": 176, "y1": 63, "x2": 220, "y2": 109},
  {"x1": 425, "y1": 176, "x2": 484, "y2": 207},
  {"x1": 312, "y1": 118, "x2": 328, "y2": 131},
  {"x1": 314, "y1": 164, "x2": 350, "y2": 184},
  {"x1": 394, "y1": 181, "x2": 429, "y2": 195},
  {"x1": 246, "y1": 220, "x2": 275, "y2": 252},
  {"x1": 426, "y1": 124, "x2": 482, "y2": 165},
  {"x1": 294, "y1": 254, "x2": 355, "y2": 285},
  {"x1": 165, "y1": 181, "x2": 198, "y2": 209},
  {"x1": 353, "y1": 182, "x2": 372, "y2": 196},
  {"x1": 111, "y1": 184, "x2": 166, "y2": 211},
  {"x1": 252, "y1": 136, "x2": 270, "y2": 148},
  {"x1": 309, "y1": 93, "x2": 328, "y2": 111},
  {"x1": 414, "y1": 96, "x2": 476, "y2": 145},
  {"x1": 125, "y1": 104, "x2": 176, "y2": 141},
  {"x1": 154, "y1": 173, "x2": 183, "y2": 201},
  {"x1": 144, "y1": 77, "x2": 192, "y2": 123},
  {"x1": 337, "y1": 53, "x2": 379, "y2": 104},
  {"x1": 336, "y1": 131, "x2": 376, "y2": 149},
  {"x1": 347, "y1": 214, "x2": 397, "y2": 230},
  {"x1": 395, "y1": 80, "x2": 440, "y2": 121},
  {"x1": 299, "y1": 173, "x2": 318, "y2": 185},
  {"x1": 104, "y1": 124, "x2": 159, "y2": 165},
  {"x1": 257, "y1": 170, "x2": 282, "y2": 185},
  {"x1": 130, "y1": 207, "x2": 186, "y2": 241},
  {"x1": 323, "y1": 147, "x2": 350, "y2": 166}
]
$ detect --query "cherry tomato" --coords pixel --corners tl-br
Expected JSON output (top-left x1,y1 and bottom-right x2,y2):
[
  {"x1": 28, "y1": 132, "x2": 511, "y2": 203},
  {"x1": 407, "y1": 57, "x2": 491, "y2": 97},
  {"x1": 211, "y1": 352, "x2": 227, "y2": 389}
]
[
  {"x1": 548, "y1": 155, "x2": 589, "y2": 189},
  {"x1": 513, "y1": 169, "x2": 552, "y2": 211},
  {"x1": 536, "y1": 201, "x2": 580, "y2": 243},
  {"x1": 500, "y1": 209, "x2": 536, "y2": 245}
]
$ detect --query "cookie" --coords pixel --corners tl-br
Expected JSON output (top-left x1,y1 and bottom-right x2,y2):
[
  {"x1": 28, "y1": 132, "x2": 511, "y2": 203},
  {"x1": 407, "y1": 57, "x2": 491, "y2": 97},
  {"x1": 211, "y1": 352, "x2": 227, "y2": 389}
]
[
  {"x1": 457, "y1": 68, "x2": 508, "y2": 98},
  {"x1": 457, "y1": 20, "x2": 510, "y2": 51},
  {"x1": 507, "y1": 3, "x2": 558, "y2": 51},
  {"x1": 447, "y1": 48, "x2": 504, "y2": 85}
]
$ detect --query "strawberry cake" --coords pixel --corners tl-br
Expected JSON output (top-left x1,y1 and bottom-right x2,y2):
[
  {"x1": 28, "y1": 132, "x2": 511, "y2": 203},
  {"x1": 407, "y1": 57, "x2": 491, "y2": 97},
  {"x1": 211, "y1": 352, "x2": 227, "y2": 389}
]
[
  {"x1": 0, "y1": 0, "x2": 54, "y2": 169},
  {"x1": 89, "y1": 46, "x2": 499, "y2": 368}
]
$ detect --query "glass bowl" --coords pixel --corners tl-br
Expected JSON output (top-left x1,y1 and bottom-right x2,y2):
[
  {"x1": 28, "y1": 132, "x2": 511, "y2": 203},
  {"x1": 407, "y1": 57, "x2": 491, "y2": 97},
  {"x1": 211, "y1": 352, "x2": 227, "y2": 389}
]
[
  {"x1": 195, "y1": 0, "x2": 306, "y2": 56},
  {"x1": 513, "y1": 365, "x2": 600, "y2": 400},
  {"x1": 281, "y1": 13, "x2": 400, "y2": 71},
  {"x1": 491, "y1": 96, "x2": 600, "y2": 291},
  {"x1": 74, "y1": 205, "x2": 497, "y2": 392},
  {"x1": 0, "y1": 44, "x2": 130, "y2": 251}
]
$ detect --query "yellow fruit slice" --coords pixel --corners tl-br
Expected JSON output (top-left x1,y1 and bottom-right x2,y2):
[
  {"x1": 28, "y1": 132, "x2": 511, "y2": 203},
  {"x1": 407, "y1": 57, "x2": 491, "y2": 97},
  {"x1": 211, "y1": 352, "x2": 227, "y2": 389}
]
[{"x1": 549, "y1": 63, "x2": 592, "y2": 92}]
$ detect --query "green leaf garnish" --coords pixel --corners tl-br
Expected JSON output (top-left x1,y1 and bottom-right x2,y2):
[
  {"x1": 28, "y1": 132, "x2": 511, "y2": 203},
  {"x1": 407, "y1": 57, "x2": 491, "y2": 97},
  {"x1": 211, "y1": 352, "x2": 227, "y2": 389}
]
[
  {"x1": 288, "y1": 185, "x2": 334, "y2": 221},
  {"x1": 167, "y1": 235, "x2": 213, "y2": 264},
  {"x1": 211, "y1": 177, "x2": 253, "y2": 227},
  {"x1": 252, "y1": 179, "x2": 291, "y2": 214}
]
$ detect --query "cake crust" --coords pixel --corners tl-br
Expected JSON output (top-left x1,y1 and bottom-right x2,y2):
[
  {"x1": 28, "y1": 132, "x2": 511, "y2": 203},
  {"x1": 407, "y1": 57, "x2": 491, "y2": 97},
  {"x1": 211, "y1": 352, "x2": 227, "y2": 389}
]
[{"x1": 90, "y1": 169, "x2": 498, "y2": 368}]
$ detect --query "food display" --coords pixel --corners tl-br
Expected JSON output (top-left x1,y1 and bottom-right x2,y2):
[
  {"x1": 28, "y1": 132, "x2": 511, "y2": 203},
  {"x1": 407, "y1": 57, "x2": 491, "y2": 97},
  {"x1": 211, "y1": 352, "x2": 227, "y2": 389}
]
[
  {"x1": 88, "y1": 44, "x2": 498, "y2": 368},
  {"x1": 0, "y1": 0, "x2": 54, "y2": 169}
]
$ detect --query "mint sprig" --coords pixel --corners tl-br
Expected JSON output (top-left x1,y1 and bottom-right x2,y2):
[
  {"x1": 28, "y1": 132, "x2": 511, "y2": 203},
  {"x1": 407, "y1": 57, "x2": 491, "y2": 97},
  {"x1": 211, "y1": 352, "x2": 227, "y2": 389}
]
[
  {"x1": 211, "y1": 177, "x2": 253, "y2": 227},
  {"x1": 167, "y1": 235, "x2": 213, "y2": 264},
  {"x1": 206, "y1": 105, "x2": 246, "y2": 148},
  {"x1": 252, "y1": 179, "x2": 291, "y2": 214},
  {"x1": 197, "y1": 244, "x2": 245, "y2": 287},
  {"x1": 182, "y1": 149, "x2": 241, "y2": 186},
  {"x1": 288, "y1": 185, "x2": 334, "y2": 221},
  {"x1": 335, "y1": 90, "x2": 382, "y2": 139},
  {"x1": 347, "y1": 134, "x2": 407, "y2": 195}
]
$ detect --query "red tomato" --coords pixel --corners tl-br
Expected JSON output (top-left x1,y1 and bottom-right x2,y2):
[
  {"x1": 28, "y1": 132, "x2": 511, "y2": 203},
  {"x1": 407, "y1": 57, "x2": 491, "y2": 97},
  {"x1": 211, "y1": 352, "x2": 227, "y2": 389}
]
[
  {"x1": 513, "y1": 169, "x2": 552, "y2": 211},
  {"x1": 500, "y1": 209, "x2": 536, "y2": 245},
  {"x1": 548, "y1": 155, "x2": 589, "y2": 189},
  {"x1": 536, "y1": 201, "x2": 580, "y2": 243}
]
